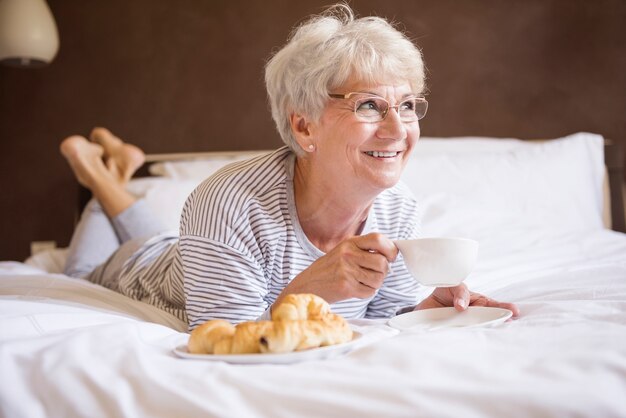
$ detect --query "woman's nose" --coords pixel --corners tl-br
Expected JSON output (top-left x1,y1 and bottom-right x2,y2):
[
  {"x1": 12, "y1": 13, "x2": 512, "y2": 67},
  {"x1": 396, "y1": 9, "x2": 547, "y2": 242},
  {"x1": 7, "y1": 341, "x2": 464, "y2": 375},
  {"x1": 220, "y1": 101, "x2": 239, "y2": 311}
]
[{"x1": 376, "y1": 107, "x2": 408, "y2": 141}]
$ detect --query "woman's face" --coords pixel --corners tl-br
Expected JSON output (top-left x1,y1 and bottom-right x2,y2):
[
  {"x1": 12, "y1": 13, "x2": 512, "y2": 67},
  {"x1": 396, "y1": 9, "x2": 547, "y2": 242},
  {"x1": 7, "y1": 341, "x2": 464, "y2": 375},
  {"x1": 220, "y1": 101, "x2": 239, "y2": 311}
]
[{"x1": 310, "y1": 79, "x2": 421, "y2": 195}]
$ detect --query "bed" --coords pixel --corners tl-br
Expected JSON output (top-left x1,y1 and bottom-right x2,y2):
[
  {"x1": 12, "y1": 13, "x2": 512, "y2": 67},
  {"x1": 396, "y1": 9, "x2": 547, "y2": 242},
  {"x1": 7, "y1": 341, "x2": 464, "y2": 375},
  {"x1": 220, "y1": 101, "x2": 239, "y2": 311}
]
[{"x1": 2, "y1": 132, "x2": 626, "y2": 417}]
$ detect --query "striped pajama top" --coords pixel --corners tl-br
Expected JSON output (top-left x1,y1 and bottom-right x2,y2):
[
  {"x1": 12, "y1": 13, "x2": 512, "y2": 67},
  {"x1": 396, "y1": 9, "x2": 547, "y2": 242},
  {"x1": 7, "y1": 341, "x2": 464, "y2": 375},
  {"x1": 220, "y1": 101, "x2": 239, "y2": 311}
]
[{"x1": 117, "y1": 146, "x2": 422, "y2": 330}]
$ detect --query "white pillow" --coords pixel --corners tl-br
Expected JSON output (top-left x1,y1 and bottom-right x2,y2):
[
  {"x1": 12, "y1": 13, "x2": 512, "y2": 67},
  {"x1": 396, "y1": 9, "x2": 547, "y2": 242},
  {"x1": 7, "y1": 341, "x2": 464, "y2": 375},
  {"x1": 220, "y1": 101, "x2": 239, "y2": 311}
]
[
  {"x1": 403, "y1": 132, "x2": 605, "y2": 240},
  {"x1": 148, "y1": 151, "x2": 265, "y2": 180},
  {"x1": 23, "y1": 248, "x2": 69, "y2": 274},
  {"x1": 126, "y1": 178, "x2": 202, "y2": 232}
]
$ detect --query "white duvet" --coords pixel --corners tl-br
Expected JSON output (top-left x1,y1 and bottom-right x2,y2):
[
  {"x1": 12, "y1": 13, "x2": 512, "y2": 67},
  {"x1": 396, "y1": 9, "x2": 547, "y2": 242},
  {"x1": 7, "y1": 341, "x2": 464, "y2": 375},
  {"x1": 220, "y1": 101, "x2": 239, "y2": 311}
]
[{"x1": 2, "y1": 227, "x2": 626, "y2": 418}]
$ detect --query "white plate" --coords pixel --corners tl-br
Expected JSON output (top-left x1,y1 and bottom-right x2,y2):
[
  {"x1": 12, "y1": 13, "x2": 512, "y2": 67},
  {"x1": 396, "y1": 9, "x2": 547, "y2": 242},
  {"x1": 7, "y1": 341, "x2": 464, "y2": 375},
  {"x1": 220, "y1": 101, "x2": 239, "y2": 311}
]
[
  {"x1": 173, "y1": 331, "x2": 362, "y2": 364},
  {"x1": 388, "y1": 307, "x2": 512, "y2": 331}
]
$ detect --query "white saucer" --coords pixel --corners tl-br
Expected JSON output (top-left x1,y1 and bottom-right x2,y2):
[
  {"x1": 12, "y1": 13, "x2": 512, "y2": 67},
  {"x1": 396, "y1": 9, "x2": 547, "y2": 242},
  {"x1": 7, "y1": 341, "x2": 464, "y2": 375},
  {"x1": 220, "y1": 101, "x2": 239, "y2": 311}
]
[
  {"x1": 173, "y1": 332, "x2": 362, "y2": 364},
  {"x1": 388, "y1": 307, "x2": 512, "y2": 331}
]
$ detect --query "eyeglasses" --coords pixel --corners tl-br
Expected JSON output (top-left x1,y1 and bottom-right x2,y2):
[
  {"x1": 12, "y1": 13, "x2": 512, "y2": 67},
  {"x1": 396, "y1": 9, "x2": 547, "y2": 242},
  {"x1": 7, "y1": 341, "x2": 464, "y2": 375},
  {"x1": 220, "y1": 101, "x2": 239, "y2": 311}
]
[{"x1": 328, "y1": 92, "x2": 428, "y2": 123}]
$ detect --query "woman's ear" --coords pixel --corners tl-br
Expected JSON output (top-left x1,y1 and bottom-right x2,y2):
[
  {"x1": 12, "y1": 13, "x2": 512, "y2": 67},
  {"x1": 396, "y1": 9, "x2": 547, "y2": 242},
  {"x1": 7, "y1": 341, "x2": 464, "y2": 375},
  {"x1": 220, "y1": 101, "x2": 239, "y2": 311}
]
[{"x1": 290, "y1": 113, "x2": 316, "y2": 152}]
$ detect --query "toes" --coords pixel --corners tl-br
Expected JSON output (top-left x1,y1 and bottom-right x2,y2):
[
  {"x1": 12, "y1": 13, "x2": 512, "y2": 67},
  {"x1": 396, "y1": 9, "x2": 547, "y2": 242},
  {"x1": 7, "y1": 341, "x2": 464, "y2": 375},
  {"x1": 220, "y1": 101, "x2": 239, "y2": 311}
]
[
  {"x1": 84, "y1": 127, "x2": 144, "y2": 183},
  {"x1": 90, "y1": 127, "x2": 120, "y2": 145},
  {"x1": 59, "y1": 135, "x2": 108, "y2": 188},
  {"x1": 122, "y1": 143, "x2": 145, "y2": 167},
  {"x1": 60, "y1": 135, "x2": 86, "y2": 154},
  {"x1": 60, "y1": 135, "x2": 103, "y2": 159}
]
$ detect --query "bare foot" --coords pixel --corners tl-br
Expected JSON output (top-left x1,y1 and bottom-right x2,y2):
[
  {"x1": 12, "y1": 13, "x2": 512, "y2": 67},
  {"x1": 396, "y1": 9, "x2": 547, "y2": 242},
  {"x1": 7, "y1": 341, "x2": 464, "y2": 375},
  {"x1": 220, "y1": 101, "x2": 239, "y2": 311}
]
[
  {"x1": 60, "y1": 135, "x2": 112, "y2": 189},
  {"x1": 90, "y1": 127, "x2": 145, "y2": 183}
]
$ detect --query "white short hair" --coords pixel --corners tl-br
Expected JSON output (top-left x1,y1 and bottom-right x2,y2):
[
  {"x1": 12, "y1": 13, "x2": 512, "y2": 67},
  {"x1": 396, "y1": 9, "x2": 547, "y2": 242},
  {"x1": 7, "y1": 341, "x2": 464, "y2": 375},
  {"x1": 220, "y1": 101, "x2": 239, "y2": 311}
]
[{"x1": 265, "y1": 3, "x2": 426, "y2": 154}]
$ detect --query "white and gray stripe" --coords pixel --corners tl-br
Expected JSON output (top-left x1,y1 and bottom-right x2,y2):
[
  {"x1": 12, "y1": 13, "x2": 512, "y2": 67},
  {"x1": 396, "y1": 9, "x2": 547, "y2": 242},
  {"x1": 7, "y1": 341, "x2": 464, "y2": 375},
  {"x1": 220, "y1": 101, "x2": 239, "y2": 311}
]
[{"x1": 117, "y1": 146, "x2": 422, "y2": 330}]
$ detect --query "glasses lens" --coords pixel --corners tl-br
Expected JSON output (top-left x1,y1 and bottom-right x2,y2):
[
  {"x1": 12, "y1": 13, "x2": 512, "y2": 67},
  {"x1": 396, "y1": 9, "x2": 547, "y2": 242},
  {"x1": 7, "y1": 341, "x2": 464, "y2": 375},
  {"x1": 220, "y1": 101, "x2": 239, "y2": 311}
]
[
  {"x1": 413, "y1": 99, "x2": 428, "y2": 120},
  {"x1": 398, "y1": 98, "x2": 418, "y2": 121},
  {"x1": 354, "y1": 96, "x2": 388, "y2": 122}
]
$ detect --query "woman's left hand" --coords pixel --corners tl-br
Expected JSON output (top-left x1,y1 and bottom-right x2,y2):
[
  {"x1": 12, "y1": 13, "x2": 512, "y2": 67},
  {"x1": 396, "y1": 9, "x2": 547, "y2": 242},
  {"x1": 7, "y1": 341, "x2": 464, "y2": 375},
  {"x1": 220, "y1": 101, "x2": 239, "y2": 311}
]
[{"x1": 415, "y1": 284, "x2": 520, "y2": 318}]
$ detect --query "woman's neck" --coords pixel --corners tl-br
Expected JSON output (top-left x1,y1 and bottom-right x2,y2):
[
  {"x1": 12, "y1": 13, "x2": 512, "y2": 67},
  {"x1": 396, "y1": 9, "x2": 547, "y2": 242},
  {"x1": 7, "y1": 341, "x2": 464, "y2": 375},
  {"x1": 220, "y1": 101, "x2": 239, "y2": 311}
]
[{"x1": 293, "y1": 157, "x2": 377, "y2": 252}]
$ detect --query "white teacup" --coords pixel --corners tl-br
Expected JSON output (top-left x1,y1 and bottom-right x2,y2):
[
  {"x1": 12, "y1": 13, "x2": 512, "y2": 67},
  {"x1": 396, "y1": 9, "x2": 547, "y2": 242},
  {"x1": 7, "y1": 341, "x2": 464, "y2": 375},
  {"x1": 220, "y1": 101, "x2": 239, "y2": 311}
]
[{"x1": 394, "y1": 237, "x2": 479, "y2": 287}]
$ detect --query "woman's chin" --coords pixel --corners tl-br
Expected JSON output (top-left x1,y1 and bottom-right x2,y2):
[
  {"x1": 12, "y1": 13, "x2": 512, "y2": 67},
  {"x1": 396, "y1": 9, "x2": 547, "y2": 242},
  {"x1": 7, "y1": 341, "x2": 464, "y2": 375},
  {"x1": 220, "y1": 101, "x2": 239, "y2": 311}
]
[{"x1": 365, "y1": 171, "x2": 402, "y2": 191}]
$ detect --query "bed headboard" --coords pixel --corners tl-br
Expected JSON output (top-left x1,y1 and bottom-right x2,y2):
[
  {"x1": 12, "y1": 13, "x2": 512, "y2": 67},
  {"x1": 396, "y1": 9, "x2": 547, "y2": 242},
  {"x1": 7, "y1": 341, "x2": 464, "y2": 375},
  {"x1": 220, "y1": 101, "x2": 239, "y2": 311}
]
[{"x1": 605, "y1": 141, "x2": 625, "y2": 232}]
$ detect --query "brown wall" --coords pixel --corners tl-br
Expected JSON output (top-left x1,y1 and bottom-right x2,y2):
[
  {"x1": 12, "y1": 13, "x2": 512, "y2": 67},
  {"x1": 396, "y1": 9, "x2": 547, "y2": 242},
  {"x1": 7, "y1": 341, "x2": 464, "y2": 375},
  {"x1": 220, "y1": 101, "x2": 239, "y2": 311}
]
[{"x1": 1, "y1": 0, "x2": 625, "y2": 260}]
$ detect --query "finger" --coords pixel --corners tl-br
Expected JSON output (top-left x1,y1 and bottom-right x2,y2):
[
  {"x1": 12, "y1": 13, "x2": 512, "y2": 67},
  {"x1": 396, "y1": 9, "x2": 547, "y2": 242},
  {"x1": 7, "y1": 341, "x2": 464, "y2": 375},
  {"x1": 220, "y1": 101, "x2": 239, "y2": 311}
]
[
  {"x1": 353, "y1": 233, "x2": 398, "y2": 262},
  {"x1": 452, "y1": 284, "x2": 470, "y2": 311},
  {"x1": 503, "y1": 303, "x2": 520, "y2": 318},
  {"x1": 485, "y1": 299, "x2": 520, "y2": 318},
  {"x1": 348, "y1": 271, "x2": 381, "y2": 299},
  {"x1": 353, "y1": 268, "x2": 386, "y2": 291},
  {"x1": 341, "y1": 254, "x2": 387, "y2": 289},
  {"x1": 338, "y1": 240, "x2": 391, "y2": 275},
  {"x1": 357, "y1": 251, "x2": 392, "y2": 275},
  {"x1": 469, "y1": 293, "x2": 521, "y2": 318}
]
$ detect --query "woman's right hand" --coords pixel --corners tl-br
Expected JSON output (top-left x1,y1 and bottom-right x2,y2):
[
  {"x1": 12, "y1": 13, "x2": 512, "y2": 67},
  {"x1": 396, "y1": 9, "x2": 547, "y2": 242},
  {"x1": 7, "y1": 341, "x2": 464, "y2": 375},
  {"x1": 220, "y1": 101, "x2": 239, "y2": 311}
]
[{"x1": 274, "y1": 233, "x2": 398, "y2": 307}]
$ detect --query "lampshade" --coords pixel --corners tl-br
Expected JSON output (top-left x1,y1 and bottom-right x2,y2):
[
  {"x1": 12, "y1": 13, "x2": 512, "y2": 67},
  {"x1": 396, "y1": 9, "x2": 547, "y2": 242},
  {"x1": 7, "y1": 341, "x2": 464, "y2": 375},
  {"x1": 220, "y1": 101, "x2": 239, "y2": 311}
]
[{"x1": 0, "y1": 0, "x2": 59, "y2": 67}]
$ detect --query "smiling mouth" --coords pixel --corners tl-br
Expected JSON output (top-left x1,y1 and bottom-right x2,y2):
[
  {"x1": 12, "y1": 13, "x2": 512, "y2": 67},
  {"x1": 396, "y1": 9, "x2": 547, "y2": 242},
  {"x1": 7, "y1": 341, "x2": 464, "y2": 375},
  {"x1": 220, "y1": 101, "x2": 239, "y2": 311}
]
[{"x1": 364, "y1": 151, "x2": 400, "y2": 158}]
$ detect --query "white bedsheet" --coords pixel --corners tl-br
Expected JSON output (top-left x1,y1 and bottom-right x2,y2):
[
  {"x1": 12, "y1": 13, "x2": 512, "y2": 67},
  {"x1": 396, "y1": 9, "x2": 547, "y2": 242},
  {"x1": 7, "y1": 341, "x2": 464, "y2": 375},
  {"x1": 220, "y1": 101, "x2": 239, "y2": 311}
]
[{"x1": 2, "y1": 228, "x2": 626, "y2": 418}]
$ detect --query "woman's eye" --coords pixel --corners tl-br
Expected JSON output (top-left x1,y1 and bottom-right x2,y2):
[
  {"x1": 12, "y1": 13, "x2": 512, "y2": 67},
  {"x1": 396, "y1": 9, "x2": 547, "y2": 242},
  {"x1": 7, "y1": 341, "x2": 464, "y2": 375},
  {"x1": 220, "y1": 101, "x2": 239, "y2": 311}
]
[
  {"x1": 400, "y1": 100, "x2": 415, "y2": 111},
  {"x1": 357, "y1": 100, "x2": 379, "y2": 112}
]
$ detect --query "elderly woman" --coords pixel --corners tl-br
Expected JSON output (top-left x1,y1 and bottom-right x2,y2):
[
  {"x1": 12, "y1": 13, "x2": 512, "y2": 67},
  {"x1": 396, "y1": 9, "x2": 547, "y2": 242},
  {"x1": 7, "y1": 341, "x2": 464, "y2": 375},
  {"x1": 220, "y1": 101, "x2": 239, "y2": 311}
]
[{"x1": 61, "y1": 4, "x2": 518, "y2": 330}]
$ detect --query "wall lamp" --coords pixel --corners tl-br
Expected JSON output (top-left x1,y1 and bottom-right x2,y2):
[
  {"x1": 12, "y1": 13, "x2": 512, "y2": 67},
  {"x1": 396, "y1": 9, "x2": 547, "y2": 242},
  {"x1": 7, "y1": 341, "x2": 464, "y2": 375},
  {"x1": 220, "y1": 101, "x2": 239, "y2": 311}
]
[{"x1": 0, "y1": 0, "x2": 59, "y2": 67}]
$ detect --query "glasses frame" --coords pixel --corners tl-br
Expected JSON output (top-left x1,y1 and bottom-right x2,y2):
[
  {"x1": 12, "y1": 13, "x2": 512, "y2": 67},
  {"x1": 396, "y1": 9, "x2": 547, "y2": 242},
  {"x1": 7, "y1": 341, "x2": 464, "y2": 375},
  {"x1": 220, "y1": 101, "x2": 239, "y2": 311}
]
[{"x1": 328, "y1": 92, "x2": 428, "y2": 122}]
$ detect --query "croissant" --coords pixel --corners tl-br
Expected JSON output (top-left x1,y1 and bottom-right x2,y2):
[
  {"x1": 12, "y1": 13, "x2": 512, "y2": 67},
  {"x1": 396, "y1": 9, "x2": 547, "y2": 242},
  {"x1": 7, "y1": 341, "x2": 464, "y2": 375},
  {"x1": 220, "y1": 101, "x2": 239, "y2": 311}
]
[
  {"x1": 259, "y1": 313, "x2": 353, "y2": 354},
  {"x1": 188, "y1": 294, "x2": 353, "y2": 355},
  {"x1": 271, "y1": 293, "x2": 330, "y2": 321},
  {"x1": 215, "y1": 321, "x2": 274, "y2": 354},
  {"x1": 188, "y1": 319, "x2": 235, "y2": 354},
  {"x1": 190, "y1": 320, "x2": 274, "y2": 355}
]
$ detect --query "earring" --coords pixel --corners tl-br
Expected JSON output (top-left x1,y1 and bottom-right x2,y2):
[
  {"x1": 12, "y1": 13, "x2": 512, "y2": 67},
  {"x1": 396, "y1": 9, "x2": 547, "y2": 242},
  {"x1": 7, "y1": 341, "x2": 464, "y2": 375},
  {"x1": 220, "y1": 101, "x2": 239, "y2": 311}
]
[{"x1": 307, "y1": 144, "x2": 315, "y2": 151}]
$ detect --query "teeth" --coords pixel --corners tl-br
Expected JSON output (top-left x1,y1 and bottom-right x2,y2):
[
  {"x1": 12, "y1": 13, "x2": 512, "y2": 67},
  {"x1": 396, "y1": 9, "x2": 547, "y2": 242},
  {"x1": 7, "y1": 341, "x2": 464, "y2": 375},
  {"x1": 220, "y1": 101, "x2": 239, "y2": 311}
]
[{"x1": 366, "y1": 151, "x2": 399, "y2": 158}]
